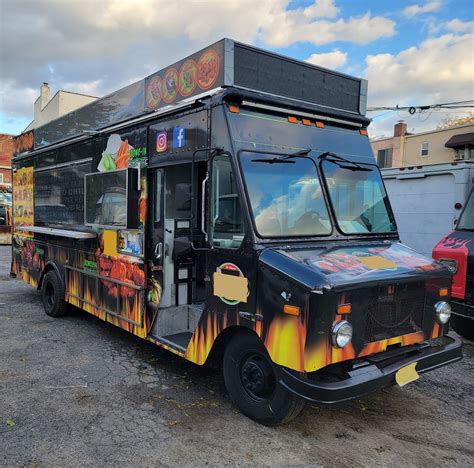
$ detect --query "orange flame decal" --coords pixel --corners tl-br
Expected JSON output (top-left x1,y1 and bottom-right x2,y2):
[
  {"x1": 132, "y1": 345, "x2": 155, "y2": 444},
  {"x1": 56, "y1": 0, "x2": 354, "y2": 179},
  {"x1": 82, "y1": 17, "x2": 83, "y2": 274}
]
[
  {"x1": 358, "y1": 331, "x2": 425, "y2": 358},
  {"x1": 64, "y1": 249, "x2": 146, "y2": 338},
  {"x1": 185, "y1": 309, "x2": 263, "y2": 365},
  {"x1": 264, "y1": 314, "x2": 307, "y2": 372},
  {"x1": 185, "y1": 312, "x2": 221, "y2": 364}
]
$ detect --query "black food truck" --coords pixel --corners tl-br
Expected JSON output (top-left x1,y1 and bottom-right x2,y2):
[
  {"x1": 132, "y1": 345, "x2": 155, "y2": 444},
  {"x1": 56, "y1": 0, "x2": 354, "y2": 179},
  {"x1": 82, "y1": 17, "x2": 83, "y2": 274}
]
[
  {"x1": 11, "y1": 39, "x2": 462, "y2": 425},
  {"x1": 433, "y1": 189, "x2": 474, "y2": 339}
]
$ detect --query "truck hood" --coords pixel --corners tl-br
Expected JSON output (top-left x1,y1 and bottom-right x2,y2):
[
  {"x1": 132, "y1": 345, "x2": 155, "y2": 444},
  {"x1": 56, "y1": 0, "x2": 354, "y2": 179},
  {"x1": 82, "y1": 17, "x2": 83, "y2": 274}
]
[{"x1": 259, "y1": 240, "x2": 448, "y2": 291}]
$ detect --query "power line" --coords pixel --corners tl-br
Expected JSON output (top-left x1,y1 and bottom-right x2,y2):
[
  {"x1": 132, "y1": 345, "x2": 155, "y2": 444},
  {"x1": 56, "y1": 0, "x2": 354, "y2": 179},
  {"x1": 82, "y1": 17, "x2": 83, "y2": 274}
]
[{"x1": 367, "y1": 100, "x2": 474, "y2": 114}]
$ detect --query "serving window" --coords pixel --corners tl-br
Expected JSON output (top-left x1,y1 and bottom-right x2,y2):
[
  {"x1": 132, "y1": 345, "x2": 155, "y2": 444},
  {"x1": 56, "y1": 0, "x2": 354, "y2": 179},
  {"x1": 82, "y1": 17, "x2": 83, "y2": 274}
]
[
  {"x1": 85, "y1": 168, "x2": 139, "y2": 229},
  {"x1": 34, "y1": 162, "x2": 91, "y2": 227}
]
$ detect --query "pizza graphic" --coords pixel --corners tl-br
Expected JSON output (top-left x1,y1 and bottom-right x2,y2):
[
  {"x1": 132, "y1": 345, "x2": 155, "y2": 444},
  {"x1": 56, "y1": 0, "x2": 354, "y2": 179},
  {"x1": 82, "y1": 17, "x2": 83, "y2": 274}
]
[
  {"x1": 178, "y1": 59, "x2": 198, "y2": 97},
  {"x1": 197, "y1": 49, "x2": 220, "y2": 90},
  {"x1": 145, "y1": 75, "x2": 162, "y2": 109},
  {"x1": 161, "y1": 68, "x2": 178, "y2": 104}
]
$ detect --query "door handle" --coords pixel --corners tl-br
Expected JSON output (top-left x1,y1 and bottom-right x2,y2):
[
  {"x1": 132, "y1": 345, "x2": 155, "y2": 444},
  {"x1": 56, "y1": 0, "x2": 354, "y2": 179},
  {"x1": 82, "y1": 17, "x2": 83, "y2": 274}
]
[
  {"x1": 154, "y1": 242, "x2": 163, "y2": 260},
  {"x1": 201, "y1": 175, "x2": 209, "y2": 241}
]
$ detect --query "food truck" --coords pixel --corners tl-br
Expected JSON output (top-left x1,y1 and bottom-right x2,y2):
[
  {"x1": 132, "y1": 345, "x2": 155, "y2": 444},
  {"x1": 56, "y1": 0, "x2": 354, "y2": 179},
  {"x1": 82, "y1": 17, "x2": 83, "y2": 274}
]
[
  {"x1": 11, "y1": 39, "x2": 462, "y2": 425},
  {"x1": 433, "y1": 189, "x2": 474, "y2": 340}
]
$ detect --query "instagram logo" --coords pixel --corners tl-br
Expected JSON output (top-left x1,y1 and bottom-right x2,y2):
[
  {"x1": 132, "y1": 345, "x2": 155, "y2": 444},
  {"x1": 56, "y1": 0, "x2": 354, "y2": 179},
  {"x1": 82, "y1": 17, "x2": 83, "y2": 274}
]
[{"x1": 156, "y1": 131, "x2": 167, "y2": 152}]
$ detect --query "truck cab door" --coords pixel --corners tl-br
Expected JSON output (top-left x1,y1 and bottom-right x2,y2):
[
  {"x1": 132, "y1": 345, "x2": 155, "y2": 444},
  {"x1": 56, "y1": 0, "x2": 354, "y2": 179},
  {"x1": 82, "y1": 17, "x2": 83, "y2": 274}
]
[{"x1": 205, "y1": 153, "x2": 256, "y2": 316}]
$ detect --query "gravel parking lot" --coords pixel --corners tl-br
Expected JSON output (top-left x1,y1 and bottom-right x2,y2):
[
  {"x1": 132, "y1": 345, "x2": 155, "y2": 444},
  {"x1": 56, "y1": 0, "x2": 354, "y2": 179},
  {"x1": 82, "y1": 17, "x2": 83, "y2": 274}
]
[{"x1": 0, "y1": 245, "x2": 473, "y2": 466}]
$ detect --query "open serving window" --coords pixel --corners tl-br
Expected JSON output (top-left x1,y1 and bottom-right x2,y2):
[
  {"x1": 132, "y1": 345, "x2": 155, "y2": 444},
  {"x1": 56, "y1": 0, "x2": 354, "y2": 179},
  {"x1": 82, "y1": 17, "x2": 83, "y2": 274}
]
[{"x1": 85, "y1": 168, "x2": 140, "y2": 229}]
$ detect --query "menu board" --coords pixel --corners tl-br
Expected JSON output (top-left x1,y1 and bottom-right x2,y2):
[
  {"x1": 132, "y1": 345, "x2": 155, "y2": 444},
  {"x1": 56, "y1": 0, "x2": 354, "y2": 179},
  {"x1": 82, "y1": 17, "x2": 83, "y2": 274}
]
[{"x1": 13, "y1": 166, "x2": 34, "y2": 230}]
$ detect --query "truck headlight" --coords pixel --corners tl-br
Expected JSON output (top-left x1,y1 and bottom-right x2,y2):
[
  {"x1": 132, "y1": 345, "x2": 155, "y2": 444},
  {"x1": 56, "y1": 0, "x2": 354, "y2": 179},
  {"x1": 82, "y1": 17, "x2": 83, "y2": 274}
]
[
  {"x1": 332, "y1": 321, "x2": 353, "y2": 348},
  {"x1": 439, "y1": 259, "x2": 458, "y2": 274},
  {"x1": 434, "y1": 301, "x2": 451, "y2": 324}
]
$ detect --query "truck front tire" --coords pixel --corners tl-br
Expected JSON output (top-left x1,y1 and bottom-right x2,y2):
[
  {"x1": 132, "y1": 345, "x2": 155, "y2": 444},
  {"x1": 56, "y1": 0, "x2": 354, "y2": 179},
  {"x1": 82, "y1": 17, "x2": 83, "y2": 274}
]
[
  {"x1": 223, "y1": 332, "x2": 305, "y2": 425},
  {"x1": 42, "y1": 270, "x2": 68, "y2": 318}
]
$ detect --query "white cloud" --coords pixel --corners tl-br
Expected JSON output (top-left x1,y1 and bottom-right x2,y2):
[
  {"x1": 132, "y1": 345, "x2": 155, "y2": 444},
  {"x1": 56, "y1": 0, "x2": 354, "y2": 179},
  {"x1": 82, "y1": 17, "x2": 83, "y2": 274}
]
[
  {"x1": 403, "y1": 1, "x2": 442, "y2": 17},
  {"x1": 365, "y1": 33, "x2": 473, "y2": 105},
  {"x1": 365, "y1": 31, "x2": 474, "y2": 136},
  {"x1": 60, "y1": 80, "x2": 102, "y2": 97},
  {"x1": 0, "y1": 1, "x2": 395, "y2": 76},
  {"x1": 303, "y1": 0, "x2": 339, "y2": 19},
  {"x1": 445, "y1": 19, "x2": 474, "y2": 33},
  {"x1": 262, "y1": 12, "x2": 395, "y2": 47},
  {"x1": 306, "y1": 50, "x2": 347, "y2": 69},
  {"x1": 0, "y1": 0, "x2": 398, "y2": 134},
  {"x1": 0, "y1": 80, "x2": 38, "y2": 118}
]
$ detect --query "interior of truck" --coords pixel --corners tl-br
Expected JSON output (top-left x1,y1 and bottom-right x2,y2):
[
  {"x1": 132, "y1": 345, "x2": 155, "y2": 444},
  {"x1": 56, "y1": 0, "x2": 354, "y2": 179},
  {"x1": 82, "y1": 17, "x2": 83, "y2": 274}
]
[{"x1": 148, "y1": 160, "x2": 209, "y2": 350}]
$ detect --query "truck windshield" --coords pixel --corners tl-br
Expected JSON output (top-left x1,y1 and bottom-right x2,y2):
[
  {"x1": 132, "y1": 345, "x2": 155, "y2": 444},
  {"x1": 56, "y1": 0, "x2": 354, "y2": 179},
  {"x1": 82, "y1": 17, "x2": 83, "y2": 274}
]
[
  {"x1": 240, "y1": 152, "x2": 331, "y2": 237},
  {"x1": 457, "y1": 191, "x2": 474, "y2": 230},
  {"x1": 321, "y1": 159, "x2": 396, "y2": 234}
]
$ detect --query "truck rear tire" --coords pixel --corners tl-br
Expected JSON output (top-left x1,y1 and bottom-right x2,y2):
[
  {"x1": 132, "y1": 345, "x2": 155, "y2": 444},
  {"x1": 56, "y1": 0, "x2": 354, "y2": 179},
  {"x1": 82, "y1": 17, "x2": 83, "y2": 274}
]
[
  {"x1": 450, "y1": 314, "x2": 474, "y2": 340},
  {"x1": 42, "y1": 270, "x2": 68, "y2": 318},
  {"x1": 223, "y1": 332, "x2": 305, "y2": 425}
]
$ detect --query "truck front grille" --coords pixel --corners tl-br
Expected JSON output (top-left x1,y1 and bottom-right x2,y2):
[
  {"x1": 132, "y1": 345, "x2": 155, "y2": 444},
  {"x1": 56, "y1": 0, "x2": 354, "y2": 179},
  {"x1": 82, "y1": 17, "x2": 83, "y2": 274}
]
[{"x1": 364, "y1": 281, "x2": 425, "y2": 343}]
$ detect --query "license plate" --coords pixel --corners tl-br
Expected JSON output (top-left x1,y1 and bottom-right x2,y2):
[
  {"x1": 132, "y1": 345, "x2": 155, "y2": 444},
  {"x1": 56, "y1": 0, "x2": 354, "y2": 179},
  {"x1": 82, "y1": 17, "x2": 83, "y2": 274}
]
[{"x1": 395, "y1": 362, "x2": 419, "y2": 387}]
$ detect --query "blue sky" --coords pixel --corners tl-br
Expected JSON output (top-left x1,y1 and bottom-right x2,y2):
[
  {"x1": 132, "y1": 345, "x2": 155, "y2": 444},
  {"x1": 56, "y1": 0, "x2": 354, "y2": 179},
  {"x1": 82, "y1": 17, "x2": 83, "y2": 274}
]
[{"x1": 1, "y1": 0, "x2": 473, "y2": 137}]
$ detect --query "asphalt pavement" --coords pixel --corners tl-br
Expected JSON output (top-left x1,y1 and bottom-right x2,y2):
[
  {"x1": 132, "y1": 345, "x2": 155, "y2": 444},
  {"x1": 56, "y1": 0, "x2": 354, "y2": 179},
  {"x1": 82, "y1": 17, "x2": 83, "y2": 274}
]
[{"x1": 0, "y1": 245, "x2": 473, "y2": 466}]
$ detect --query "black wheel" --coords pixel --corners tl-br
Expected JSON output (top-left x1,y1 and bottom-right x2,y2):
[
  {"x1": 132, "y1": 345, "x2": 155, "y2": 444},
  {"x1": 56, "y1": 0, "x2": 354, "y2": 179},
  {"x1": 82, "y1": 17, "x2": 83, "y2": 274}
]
[
  {"x1": 450, "y1": 314, "x2": 474, "y2": 340},
  {"x1": 42, "y1": 270, "x2": 68, "y2": 318},
  {"x1": 223, "y1": 332, "x2": 305, "y2": 425}
]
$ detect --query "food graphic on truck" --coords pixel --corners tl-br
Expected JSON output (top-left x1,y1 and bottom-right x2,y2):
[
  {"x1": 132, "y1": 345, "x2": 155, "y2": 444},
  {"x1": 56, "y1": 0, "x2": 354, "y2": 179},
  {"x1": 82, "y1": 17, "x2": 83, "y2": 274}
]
[{"x1": 10, "y1": 38, "x2": 462, "y2": 425}]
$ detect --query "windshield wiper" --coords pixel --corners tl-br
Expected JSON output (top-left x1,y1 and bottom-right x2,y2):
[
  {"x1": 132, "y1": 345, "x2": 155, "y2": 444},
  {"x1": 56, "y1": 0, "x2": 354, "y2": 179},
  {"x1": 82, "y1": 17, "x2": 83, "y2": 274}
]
[
  {"x1": 318, "y1": 151, "x2": 371, "y2": 171},
  {"x1": 252, "y1": 148, "x2": 311, "y2": 164}
]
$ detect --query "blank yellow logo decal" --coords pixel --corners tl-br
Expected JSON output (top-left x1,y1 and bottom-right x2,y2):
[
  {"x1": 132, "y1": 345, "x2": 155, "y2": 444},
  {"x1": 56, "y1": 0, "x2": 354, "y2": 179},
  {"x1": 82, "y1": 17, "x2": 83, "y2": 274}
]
[
  {"x1": 357, "y1": 255, "x2": 397, "y2": 270},
  {"x1": 213, "y1": 262, "x2": 249, "y2": 305}
]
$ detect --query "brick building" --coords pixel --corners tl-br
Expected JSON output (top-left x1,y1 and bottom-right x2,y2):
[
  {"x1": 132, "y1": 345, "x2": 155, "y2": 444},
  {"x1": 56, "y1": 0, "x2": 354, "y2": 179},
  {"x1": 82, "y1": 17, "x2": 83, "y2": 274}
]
[{"x1": 0, "y1": 133, "x2": 14, "y2": 186}]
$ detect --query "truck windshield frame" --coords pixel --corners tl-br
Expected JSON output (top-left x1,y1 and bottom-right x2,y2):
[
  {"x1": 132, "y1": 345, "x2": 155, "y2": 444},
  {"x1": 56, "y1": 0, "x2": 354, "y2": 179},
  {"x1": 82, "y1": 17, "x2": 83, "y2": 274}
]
[
  {"x1": 456, "y1": 189, "x2": 474, "y2": 231},
  {"x1": 320, "y1": 159, "x2": 397, "y2": 235},
  {"x1": 238, "y1": 150, "x2": 332, "y2": 238}
]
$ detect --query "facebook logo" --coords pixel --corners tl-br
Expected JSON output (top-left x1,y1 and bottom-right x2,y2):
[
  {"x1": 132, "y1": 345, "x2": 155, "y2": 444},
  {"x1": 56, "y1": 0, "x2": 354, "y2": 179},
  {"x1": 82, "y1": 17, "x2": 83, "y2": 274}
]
[{"x1": 173, "y1": 127, "x2": 185, "y2": 148}]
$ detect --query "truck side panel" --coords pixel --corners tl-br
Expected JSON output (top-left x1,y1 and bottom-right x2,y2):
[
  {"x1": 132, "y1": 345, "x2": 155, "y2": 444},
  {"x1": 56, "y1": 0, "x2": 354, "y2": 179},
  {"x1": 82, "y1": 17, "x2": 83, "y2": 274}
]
[{"x1": 11, "y1": 126, "x2": 151, "y2": 338}]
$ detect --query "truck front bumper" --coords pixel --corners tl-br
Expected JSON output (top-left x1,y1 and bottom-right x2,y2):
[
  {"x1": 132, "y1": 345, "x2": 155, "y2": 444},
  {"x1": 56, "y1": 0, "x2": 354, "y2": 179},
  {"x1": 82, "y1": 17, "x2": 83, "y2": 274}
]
[{"x1": 280, "y1": 335, "x2": 463, "y2": 404}]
